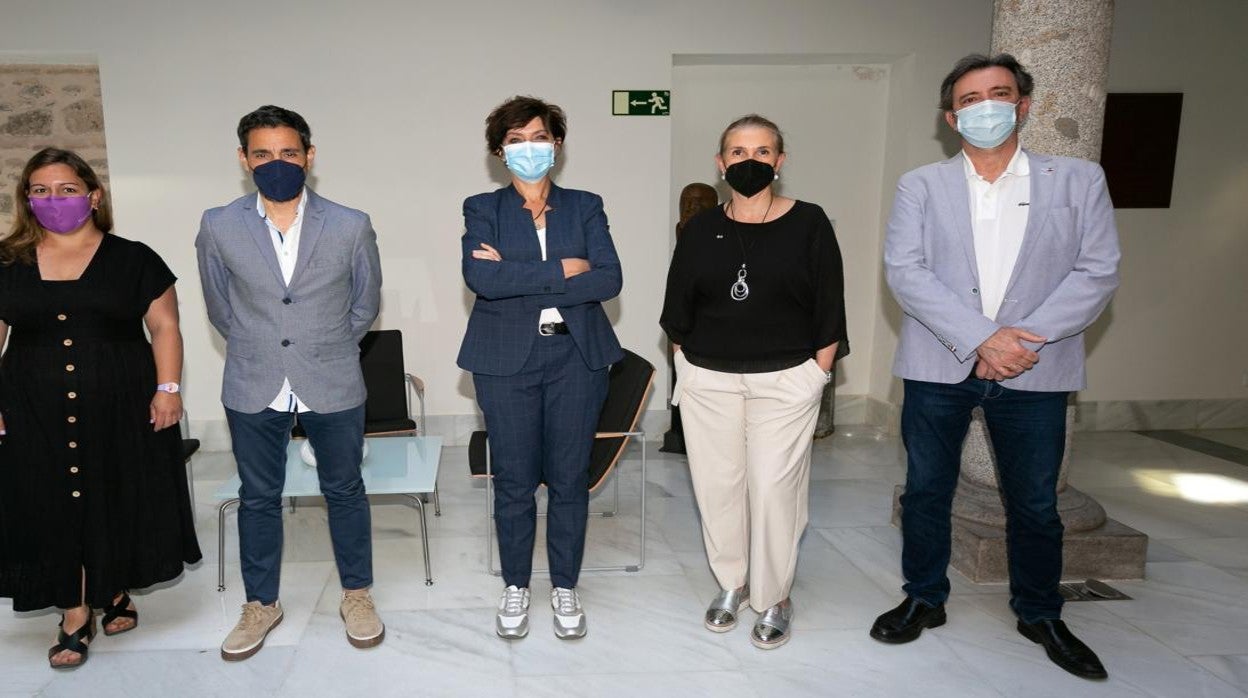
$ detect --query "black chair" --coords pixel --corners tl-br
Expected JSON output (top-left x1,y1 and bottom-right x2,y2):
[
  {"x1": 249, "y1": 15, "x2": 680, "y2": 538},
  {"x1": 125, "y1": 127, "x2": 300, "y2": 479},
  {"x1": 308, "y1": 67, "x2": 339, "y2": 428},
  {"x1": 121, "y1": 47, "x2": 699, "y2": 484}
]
[
  {"x1": 469, "y1": 348, "x2": 656, "y2": 574},
  {"x1": 292, "y1": 329, "x2": 437, "y2": 514}
]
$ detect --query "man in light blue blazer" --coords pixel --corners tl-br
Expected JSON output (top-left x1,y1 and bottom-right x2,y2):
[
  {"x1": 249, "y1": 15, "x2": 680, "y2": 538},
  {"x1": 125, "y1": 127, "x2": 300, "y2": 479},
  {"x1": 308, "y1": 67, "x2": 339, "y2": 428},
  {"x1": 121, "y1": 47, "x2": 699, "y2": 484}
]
[
  {"x1": 870, "y1": 55, "x2": 1120, "y2": 681},
  {"x1": 196, "y1": 106, "x2": 384, "y2": 661}
]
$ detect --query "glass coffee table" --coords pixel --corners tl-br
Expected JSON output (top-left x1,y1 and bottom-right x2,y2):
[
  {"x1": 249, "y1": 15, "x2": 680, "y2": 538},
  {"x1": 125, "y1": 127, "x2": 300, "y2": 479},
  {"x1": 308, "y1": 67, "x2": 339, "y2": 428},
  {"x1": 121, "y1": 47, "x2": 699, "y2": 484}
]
[{"x1": 214, "y1": 435, "x2": 442, "y2": 590}]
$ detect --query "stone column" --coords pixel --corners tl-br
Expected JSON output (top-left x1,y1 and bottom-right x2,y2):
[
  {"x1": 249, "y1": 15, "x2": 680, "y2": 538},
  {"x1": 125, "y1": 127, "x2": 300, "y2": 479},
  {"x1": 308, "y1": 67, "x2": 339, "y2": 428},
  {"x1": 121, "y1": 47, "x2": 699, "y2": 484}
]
[
  {"x1": 992, "y1": 0, "x2": 1114, "y2": 161},
  {"x1": 931, "y1": 0, "x2": 1146, "y2": 583}
]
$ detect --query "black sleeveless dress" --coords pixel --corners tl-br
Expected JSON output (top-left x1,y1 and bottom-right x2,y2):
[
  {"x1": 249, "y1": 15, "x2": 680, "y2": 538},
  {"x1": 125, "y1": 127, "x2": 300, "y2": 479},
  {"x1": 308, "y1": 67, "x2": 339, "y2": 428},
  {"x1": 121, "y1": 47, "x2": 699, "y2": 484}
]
[{"x1": 0, "y1": 234, "x2": 201, "y2": 611}]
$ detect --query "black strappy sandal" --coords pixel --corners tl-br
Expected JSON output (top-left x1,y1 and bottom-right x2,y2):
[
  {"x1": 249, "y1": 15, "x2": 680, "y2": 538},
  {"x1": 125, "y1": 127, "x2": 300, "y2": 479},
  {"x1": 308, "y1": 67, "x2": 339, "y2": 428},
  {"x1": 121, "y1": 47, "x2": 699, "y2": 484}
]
[
  {"x1": 48, "y1": 610, "x2": 95, "y2": 669},
  {"x1": 101, "y1": 591, "x2": 139, "y2": 636}
]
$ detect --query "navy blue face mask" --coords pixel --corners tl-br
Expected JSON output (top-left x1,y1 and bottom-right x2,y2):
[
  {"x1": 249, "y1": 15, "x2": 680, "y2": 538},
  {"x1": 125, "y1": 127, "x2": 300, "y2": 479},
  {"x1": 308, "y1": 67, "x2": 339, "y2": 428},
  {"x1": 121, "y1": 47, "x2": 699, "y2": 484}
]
[{"x1": 252, "y1": 160, "x2": 306, "y2": 202}]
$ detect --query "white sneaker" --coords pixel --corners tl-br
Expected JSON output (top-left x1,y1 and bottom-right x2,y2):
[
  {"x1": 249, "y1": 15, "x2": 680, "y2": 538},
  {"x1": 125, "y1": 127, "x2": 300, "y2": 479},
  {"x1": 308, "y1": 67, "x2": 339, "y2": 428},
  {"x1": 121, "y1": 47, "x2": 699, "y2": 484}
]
[
  {"x1": 551, "y1": 587, "x2": 586, "y2": 639},
  {"x1": 496, "y1": 586, "x2": 530, "y2": 639}
]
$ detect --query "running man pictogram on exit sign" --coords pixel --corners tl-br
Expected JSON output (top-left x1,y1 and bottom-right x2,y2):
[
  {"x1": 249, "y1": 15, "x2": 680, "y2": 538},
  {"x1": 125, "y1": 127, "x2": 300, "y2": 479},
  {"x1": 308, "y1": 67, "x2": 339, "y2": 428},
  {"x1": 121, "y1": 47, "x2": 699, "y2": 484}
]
[{"x1": 613, "y1": 90, "x2": 670, "y2": 116}]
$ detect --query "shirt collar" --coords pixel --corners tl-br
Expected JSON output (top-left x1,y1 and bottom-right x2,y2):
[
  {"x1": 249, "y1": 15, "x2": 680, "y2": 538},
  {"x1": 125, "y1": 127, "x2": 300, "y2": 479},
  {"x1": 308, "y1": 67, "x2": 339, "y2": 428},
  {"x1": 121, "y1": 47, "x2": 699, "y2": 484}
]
[
  {"x1": 962, "y1": 144, "x2": 1030, "y2": 181},
  {"x1": 255, "y1": 188, "x2": 308, "y2": 221}
]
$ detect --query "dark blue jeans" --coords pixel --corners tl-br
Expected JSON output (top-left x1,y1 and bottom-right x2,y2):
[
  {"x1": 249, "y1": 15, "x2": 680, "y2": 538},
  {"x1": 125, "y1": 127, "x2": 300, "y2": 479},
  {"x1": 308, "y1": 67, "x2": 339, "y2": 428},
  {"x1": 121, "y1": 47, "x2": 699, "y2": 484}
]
[
  {"x1": 226, "y1": 404, "x2": 372, "y2": 604},
  {"x1": 473, "y1": 333, "x2": 609, "y2": 589},
  {"x1": 898, "y1": 377, "x2": 1067, "y2": 623}
]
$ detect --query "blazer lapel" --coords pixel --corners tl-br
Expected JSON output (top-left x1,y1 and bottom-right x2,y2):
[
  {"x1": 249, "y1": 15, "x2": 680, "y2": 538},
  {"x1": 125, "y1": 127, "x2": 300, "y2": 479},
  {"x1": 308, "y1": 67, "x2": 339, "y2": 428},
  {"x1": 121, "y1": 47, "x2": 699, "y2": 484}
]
[
  {"x1": 938, "y1": 155, "x2": 980, "y2": 286},
  {"x1": 1001, "y1": 150, "x2": 1054, "y2": 299},
  {"x1": 240, "y1": 195, "x2": 286, "y2": 288},
  {"x1": 289, "y1": 190, "x2": 325, "y2": 289},
  {"x1": 542, "y1": 183, "x2": 566, "y2": 258},
  {"x1": 503, "y1": 185, "x2": 544, "y2": 260}
]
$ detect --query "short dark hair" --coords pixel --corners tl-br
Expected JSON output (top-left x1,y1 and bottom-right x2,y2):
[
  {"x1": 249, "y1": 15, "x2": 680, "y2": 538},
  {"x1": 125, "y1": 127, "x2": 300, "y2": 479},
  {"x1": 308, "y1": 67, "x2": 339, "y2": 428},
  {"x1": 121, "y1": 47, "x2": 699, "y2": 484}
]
[
  {"x1": 484, "y1": 96, "x2": 567, "y2": 154},
  {"x1": 237, "y1": 105, "x2": 313, "y2": 152},
  {"x1": 718, "y1": 114, "x2": 785, "y2": 155},
  {"x1": 939, "y1": 53, "x2": 1034, "y2": 111}
]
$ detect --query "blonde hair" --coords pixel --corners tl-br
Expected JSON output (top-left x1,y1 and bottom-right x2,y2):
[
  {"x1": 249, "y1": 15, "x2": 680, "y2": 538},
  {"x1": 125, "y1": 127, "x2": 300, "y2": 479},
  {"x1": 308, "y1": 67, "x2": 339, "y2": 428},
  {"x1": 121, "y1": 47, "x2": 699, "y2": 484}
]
[{"x1": 718, "y1": 114, "x2": 785, "y2": 155}]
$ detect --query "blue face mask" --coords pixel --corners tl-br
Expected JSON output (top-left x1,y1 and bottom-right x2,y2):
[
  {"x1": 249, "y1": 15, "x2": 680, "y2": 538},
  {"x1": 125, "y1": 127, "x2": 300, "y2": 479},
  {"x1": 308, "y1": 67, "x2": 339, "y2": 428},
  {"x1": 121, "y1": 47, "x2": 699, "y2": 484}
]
[
  {"x1": 503, "y1": 141, "x2": 556, "y2": 183},
  {"x1": 252, "y1": 159, "x2": 306, "y2": 202},
  {"x1": 955, "y1": 99, "x2": 1018, "y2": 149}
]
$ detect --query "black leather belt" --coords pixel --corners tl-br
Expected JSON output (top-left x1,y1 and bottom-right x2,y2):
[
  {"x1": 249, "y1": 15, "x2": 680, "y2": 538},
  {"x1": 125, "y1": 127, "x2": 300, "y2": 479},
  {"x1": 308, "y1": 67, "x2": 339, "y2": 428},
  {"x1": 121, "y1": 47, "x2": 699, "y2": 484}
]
[{"x1": 538, "y1": 322, "x2": 570, "y2": 336}]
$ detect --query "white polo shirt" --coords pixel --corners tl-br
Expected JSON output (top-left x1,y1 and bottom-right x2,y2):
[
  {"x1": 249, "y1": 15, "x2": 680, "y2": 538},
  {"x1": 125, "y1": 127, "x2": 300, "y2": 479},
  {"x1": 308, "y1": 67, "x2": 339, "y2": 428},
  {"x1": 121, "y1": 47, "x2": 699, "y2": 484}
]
[{"x1": 964, "y1": 146, "x2": 1030, "y2": 321}]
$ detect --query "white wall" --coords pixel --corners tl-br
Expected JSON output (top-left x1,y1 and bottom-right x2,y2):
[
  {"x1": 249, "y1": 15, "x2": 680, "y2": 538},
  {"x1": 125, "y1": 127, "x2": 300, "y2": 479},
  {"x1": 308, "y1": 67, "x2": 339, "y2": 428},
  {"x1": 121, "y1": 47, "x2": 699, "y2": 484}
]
[
  {"x1": 1085, "y1": 0, "x2": 1248, "y2": 401},
  {"x1": 2, "y1": 0, "x2": 990, "y2": 441}
]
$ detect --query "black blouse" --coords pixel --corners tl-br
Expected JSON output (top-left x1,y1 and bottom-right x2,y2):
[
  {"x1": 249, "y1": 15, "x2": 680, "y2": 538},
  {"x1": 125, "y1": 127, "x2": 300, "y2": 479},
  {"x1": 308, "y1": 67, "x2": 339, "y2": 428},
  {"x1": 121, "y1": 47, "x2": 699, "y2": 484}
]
[{"x1": 660, "y1": 201, "x2": 849, "y2": 372}]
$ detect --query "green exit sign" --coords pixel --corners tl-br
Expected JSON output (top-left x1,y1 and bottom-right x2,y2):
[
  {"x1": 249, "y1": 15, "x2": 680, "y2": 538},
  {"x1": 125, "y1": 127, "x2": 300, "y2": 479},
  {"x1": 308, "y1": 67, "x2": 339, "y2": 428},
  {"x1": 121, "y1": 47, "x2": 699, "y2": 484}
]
[{"x1": 612, "y1": 90, "x2": 670, "y2": 116}]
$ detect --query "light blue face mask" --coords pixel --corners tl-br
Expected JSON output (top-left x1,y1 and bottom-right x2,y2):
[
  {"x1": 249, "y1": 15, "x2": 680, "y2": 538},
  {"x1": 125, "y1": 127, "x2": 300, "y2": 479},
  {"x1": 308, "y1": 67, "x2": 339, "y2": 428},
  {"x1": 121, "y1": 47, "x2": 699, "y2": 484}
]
[
  {"x1": 502, "y1": 141, "x2": 556, "y2": 183},
  {"x1": 955, "y1": 99, "x2": 1018, "y2": 149}
]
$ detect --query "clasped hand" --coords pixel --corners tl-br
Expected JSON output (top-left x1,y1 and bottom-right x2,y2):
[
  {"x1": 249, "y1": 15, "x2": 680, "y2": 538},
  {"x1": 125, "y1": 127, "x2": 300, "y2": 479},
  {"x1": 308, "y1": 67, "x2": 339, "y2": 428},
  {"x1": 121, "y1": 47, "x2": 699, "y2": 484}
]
[
  {"x1": 974, "y1": 327, "x2": 1046, "y2": 381},
  {"x1": 472, "y1": 243, "x2": 589, "y2": 279}
]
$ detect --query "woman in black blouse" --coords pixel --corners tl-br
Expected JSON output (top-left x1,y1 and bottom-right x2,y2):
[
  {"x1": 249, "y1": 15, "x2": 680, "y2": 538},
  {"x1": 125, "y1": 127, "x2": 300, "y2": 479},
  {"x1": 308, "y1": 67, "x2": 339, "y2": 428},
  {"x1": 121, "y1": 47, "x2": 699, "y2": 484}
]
[
  {"x1": 0, "y1": 148, "x2": 201, "y2": 668},
  {"x1": 660, "y1": 115, "x2": 848, "y2": 650}
]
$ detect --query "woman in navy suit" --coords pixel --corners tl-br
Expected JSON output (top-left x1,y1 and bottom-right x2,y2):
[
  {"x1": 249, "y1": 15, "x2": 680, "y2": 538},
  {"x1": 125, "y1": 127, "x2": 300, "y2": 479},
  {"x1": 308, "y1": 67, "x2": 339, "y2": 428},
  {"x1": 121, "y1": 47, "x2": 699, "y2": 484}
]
[{"x1": 457, "y1": 96, "x2": 623, "y2": 641}]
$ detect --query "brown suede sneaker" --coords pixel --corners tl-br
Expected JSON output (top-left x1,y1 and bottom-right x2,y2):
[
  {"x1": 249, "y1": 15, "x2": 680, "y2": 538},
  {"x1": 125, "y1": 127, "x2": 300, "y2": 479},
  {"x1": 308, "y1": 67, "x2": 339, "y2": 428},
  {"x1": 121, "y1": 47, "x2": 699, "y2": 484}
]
[
  {"x1": 340, "y1": 589, "x2": 385, "y2": 648},
  {"x1": 221, "y1": 601, "x2": 283, "y2": 661}
]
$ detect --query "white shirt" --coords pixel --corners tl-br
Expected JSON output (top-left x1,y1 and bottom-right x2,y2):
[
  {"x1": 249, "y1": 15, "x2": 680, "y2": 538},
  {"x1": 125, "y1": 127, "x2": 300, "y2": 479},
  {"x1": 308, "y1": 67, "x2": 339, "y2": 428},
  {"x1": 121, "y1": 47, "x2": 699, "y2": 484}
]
[
  {"x1": 964, "y1": 146, "x2": 1030, "y2": 321},
  {"x1": 535, "y1": 227, "x2": 565, "y2": 326},
  {"x1": 257, "y1": 189, "x2": 310, "y2": 413}
]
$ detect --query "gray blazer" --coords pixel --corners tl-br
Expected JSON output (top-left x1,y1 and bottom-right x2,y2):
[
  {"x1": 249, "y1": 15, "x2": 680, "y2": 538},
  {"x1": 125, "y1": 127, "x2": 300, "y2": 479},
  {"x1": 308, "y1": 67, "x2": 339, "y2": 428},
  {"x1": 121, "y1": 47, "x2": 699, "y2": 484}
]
[
  {"x1": 884, "y1": 150, "x2": 1120, "y2": 392},
  {"x1": 196, "y1": 189, "x2": 382, "y2": 413}
]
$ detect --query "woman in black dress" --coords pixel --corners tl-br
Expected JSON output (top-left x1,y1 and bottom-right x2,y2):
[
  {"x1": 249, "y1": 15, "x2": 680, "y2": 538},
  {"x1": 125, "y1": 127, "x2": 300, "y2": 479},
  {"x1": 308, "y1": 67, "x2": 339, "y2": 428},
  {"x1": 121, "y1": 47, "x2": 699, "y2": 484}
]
[{"x1": 0, "y1": 148, "x2": 201, "y2": 668}]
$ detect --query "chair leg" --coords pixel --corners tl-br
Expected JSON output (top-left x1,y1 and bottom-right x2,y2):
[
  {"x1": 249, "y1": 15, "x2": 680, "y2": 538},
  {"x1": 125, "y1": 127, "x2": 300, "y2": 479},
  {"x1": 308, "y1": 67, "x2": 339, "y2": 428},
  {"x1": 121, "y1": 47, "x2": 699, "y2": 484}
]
[
  {"x1": 484, "y1": 445, "x2": 500, "y2": 576},
  {"x1": 218, "y1": 499, "x2": 239, "y2": 592},
  {"x1": 186, "y1": 459, "x2": 196, "y2": 504}
]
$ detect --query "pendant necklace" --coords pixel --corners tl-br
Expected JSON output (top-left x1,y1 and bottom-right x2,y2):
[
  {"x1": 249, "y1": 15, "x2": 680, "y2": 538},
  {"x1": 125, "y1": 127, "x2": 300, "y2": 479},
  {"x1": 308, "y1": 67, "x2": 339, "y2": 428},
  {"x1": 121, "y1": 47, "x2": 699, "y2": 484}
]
[{"x1": 727, "y1": 196, "x2": 773, "y2": 302}]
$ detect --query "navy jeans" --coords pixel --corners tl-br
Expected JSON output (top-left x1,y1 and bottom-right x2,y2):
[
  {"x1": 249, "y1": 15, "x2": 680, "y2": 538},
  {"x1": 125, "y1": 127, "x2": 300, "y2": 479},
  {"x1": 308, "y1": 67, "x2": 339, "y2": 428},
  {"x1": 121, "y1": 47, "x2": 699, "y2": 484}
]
[
  {"x1": 226, "y1": 404, "x2": 372, "y2": 604},
  {"x1": 898, "y1": 377, "x2": 1067, "y2": 623}
]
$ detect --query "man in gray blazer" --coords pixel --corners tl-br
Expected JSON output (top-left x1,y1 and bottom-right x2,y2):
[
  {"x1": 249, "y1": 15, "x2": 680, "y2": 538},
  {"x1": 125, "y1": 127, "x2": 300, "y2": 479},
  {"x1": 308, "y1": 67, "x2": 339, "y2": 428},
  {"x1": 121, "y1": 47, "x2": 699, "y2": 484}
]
[
  {"x1": 870, "y1": 55, "x2": 1120, "y2": 681},
  {"x1": 196, "y1": 106, "x2": 384, "y2": 661}
]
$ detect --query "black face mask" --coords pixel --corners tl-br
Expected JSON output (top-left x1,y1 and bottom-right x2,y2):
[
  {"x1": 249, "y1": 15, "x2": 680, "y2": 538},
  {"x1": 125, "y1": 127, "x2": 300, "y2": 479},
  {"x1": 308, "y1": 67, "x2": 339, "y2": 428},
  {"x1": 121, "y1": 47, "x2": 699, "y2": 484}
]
[
  {"x1": 723, "y1": 159, "x2": 776, "y2": 198},
  {"x1": 252, "y1": 159, "x2": 306, "y2": 202}
]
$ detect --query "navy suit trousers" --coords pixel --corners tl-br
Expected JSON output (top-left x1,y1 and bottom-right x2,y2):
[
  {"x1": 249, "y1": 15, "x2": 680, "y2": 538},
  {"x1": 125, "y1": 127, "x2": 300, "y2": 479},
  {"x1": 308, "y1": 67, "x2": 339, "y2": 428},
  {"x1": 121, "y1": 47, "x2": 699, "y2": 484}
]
[{"x1": 474, "y1": 333, "x2": 609, "y2": 589}]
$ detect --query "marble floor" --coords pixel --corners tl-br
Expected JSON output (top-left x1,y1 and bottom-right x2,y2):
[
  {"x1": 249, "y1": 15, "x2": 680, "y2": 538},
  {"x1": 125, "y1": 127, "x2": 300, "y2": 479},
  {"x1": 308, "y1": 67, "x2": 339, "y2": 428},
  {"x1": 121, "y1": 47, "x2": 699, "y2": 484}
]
[{"x1": 4, "y1": 427, "x2": 1248, "y2": 697}]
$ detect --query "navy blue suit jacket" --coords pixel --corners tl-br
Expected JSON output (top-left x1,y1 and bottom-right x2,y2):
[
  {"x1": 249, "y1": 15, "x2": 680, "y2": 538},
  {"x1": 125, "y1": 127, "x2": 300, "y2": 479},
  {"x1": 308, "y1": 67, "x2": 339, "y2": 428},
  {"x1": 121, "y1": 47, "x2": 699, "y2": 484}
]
[{"x1": 457, "y1": 183, "x2": 624, "y2": 376}]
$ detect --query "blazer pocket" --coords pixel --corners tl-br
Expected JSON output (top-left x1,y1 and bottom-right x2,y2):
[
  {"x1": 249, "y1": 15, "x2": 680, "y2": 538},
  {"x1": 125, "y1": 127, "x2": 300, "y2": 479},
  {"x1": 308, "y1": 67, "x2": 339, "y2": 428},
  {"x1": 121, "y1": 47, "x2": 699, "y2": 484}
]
[
  {"x1": 310, "y1": 255, "x2": 350, "y2": 268},
  {"x1": 1041, "y1": 206, "x2": 1078, "y2": 239},
  {"x1": 316, "y1": 342, "x2": 358, "y2": 360},
  {"x1": 226, "y1": 339, "x2": 255, "y2": 359}
]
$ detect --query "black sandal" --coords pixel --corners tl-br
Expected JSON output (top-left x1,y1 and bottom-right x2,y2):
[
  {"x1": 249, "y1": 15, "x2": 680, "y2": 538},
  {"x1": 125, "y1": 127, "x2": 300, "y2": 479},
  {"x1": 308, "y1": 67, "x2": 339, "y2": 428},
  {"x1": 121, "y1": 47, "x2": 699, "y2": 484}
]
[
  {"x1": 48, "y1": 610, "x2": 95, "y2": 669},
  {"x1": 101, "y1": 591, "x2": 139, "y2": 636}
]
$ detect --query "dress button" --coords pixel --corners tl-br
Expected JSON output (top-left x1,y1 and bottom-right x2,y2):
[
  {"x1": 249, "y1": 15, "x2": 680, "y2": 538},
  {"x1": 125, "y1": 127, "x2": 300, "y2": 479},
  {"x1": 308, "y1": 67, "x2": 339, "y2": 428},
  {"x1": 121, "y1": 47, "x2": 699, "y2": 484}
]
[
  {"x1": 57, "y1": 313, "x2": 67, "y2": 321},
  {"x1": 281, "y1": 339, "x2": 291, "y2": 347},
  {"x1": 67, "y1": 391, "x2": 77, "y2": 399},
  {"x1": 282, "y1": 297, "x2": 292, "y2": 305},
  {"x1": 971, "y1": 288, "x2": 979, "y2": 294},
  {"x1": 63, "y1": 338, "x2": 73, "y2": 347},
  {"x1": 72, "y1": 491, "x2": 81, "y2": 498},
  {"x1": 65, "y1": 364, "x2": 75, "y2": 372},
  {"x1": 68, "y1": 441, "x2": 78, "y2": 449},
  {"x1": 70, "y1": 466, "x2": 79, "y2": 474},
  {"x1": 67, "y1": 416, "x2": 77, "y2": 424}
]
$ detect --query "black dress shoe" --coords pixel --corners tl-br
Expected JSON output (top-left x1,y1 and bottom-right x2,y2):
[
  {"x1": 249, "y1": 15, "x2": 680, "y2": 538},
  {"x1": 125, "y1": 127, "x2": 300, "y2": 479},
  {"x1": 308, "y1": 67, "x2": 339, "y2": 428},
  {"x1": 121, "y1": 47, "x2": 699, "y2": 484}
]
[
  {"x1": 869, "y1": 597, "x2": 946, "y2": 644},
  {"x1": 1017, "y1": 619, "x2": 1108, "y2": 680}
]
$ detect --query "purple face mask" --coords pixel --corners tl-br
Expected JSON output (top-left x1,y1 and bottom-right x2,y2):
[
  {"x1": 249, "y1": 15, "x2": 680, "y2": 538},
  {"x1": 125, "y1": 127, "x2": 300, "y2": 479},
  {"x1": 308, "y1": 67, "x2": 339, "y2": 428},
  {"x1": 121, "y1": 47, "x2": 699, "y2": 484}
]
[{"x1": 29, "y1": 195, "x2": 94, "y2": 234}]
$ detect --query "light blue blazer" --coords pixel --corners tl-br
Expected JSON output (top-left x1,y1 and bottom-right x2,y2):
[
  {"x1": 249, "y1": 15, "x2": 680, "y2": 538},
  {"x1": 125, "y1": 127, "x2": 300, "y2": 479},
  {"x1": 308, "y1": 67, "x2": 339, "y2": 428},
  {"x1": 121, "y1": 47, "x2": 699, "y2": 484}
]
[{"x1": 884, "y1": 150, "x2": 1121, "y2": 392}]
